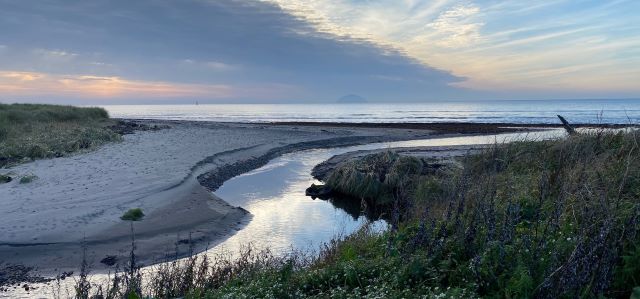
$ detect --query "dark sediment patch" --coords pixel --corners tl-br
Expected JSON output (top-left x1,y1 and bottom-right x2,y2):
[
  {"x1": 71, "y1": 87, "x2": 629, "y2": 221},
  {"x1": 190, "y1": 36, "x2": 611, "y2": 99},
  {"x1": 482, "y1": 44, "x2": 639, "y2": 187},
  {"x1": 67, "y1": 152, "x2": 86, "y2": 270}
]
[
  {"x1": 0, "y1": 264, "x2": 53, "y2": 289},
  {"x1": 197, "y1": 135, "x2": 406, "y2": 191},
  {"x1": 108, "y1": 120, "x2": 170, "y2": 135},
  {"x1": 100, "y1": 255, "x2": 118, "y2": 266},
  {"x1": 270, "y1": 122, "x2": 635, "y2": 134}
]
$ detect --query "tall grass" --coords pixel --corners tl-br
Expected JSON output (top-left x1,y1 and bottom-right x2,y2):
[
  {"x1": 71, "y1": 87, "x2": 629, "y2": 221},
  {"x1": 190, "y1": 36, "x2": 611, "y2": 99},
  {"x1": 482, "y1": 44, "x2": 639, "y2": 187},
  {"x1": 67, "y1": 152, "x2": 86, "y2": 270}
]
[
  {"x1": 326, "y1": 151, "x2": 424, "y2": 205},
  {"x1": 0, "y1": 103, "x2": 120, "y2": 167},
  {"x1": 403, "y1": 130, "x2": 640, "y2": 298}
]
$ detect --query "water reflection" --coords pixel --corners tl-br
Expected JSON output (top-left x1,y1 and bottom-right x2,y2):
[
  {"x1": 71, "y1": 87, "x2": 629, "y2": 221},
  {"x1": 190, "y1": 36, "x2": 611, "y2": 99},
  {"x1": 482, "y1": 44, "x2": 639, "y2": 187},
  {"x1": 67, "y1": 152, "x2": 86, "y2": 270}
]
[
  {"x1": 312, "y1": 194, "x2": 387, "y2": 222},
  {"x1": 213, "y1": 149, "x2": 377, "y2": 255}
]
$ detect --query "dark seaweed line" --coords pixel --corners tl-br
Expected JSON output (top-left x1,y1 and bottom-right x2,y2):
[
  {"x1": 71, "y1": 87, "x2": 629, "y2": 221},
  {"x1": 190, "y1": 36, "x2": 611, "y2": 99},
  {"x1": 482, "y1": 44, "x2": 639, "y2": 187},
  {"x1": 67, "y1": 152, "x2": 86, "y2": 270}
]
[{"x1": 197, "y1": 135, "x2": 402, "y2": 192}]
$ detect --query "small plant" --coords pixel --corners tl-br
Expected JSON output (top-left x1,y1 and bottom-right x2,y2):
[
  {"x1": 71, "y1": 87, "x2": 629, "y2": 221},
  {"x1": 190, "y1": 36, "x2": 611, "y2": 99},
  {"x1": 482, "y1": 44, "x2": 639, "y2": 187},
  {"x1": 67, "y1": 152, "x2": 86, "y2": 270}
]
[
  {"x1": 19, "y1": 174, "x2": 37, "y2": 184},
  {"x1": 0, "y1": 174, "x2": 11, "y2": 184},
  {"x1": 120, "y1": 208, "x2": 145, "y2": 221}
]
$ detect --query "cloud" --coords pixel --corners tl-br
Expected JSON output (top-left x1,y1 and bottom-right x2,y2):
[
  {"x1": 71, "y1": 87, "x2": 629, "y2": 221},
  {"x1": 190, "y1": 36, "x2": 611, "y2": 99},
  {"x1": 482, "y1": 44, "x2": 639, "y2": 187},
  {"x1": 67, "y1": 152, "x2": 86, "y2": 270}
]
[
  {"x1": 267, "y1": 0, "x2": 640, "y2": 97},
  {"x1": 0, "y1": 0, "x2": 637, "y2": 102},
  {"x1": 0, "y1": 0, "x2": 463, "y2": 102},
  {"x1": 0, "y1": 71, "x2": 233, "y2": 98},
  {"x1": 181, "y1": 59, "x2": 240, "y2": 72},
  {"x1": 0, "y1": 70, "x2": 302, "y2": 101},
  {"x1": 33, "y1": 49, "x2": 79, "y2": 59},
  {"x1": 427, "y1": 4, "x2": 483, "y2": 48},
  {"x1": 1, "y1": 71, "x2": 44, "y2": 81}
]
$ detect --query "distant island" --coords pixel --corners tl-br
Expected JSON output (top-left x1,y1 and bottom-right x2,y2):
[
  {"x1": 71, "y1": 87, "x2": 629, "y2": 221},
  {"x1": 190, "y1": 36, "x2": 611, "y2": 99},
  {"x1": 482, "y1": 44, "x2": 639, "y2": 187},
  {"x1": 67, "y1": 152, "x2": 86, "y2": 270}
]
[{"x1": 337, "y1": 94, "x2": 367, "y2": 103}]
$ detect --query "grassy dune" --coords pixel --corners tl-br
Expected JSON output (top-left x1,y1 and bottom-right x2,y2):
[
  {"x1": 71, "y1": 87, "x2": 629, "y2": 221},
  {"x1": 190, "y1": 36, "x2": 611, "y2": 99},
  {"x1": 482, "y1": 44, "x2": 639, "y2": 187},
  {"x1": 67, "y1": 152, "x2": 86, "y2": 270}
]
[
  {"x1": 67, "y1": 130, "x2": 640, "y2": 298},
  {"x1": 325, "y1": 151, "x2": 424, "y2": 206},
  {"x1": 0, "y1": 103, "x2": 120, "y2": 167}
]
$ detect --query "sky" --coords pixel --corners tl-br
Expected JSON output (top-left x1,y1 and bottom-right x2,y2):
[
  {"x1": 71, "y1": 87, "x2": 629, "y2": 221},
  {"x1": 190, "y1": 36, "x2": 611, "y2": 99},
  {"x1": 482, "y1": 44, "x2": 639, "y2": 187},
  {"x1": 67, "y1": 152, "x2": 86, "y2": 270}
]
[{"x1": 0, "y1": 0, "x2": 638, "y2": 104}]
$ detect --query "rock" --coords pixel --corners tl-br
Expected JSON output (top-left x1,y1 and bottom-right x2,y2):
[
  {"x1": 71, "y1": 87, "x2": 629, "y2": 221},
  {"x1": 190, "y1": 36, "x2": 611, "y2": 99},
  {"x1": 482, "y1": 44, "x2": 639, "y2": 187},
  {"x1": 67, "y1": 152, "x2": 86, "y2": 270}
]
[
  {"x1": 305, "y1": 184, "x2": 333, "y2": 199},
  {"x1": 100, "y1": 255, "x2": 118, "y2": 266}
]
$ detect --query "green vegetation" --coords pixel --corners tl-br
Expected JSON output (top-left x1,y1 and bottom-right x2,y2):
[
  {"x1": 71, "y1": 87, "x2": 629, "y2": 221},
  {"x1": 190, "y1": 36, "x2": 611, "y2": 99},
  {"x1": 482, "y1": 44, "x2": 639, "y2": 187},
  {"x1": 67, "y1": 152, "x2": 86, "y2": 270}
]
[
  {"x1": 121, "y1": 208, "x2": 145, "y2": 221},
  {"x1": 326, "y1": 151, "x2": 424, "y2": 205},
  {"x1": 0, "y1": 103, "x2": 121, "y2": 167},
  {"x1": 18, "y1": 174, "x2": 37, "y2": 184},
  {"x1": 0, "y1": 173, "x2": 11, "y2": 183},
  {"x1": 72, "y1": 130, "x2": 640, "y2": 298}
]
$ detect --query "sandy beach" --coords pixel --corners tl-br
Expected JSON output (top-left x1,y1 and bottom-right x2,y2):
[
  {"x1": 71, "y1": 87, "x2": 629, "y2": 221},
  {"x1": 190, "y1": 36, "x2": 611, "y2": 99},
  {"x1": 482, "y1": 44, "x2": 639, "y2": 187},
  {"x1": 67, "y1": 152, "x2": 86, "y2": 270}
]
[{"x1": 1, "y1": 120, "x2": 471, "y2": 275}]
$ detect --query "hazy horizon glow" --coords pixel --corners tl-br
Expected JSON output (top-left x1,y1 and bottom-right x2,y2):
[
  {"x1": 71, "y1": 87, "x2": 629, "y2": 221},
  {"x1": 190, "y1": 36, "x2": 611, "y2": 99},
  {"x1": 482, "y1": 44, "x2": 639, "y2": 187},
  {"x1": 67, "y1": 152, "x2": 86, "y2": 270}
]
[{"x1": 0, "y1": 0, "x2": 638, "y2": 103}]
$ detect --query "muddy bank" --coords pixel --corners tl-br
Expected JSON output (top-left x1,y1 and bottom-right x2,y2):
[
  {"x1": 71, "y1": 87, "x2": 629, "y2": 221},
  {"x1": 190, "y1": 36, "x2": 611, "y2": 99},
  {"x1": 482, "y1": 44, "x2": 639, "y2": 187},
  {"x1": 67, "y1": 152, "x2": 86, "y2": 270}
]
[{"x1": 271, "y1": 121, "x2": 634, "y2": 134}]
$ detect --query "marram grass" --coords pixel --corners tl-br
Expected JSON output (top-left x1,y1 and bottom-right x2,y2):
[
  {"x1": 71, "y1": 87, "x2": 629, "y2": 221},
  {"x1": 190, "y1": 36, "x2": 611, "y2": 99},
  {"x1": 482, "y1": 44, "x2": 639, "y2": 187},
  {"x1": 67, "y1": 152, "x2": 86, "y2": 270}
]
[{"x1": 0, "y1": 103, "x2": 120, "y2": 167}]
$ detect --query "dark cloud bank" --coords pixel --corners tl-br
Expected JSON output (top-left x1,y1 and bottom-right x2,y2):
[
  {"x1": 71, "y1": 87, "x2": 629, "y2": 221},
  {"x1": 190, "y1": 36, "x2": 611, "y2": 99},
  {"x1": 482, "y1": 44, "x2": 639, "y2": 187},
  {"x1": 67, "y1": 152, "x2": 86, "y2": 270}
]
[{"x1": 0, "y1": 0, "x2": 468, "y2": 103}]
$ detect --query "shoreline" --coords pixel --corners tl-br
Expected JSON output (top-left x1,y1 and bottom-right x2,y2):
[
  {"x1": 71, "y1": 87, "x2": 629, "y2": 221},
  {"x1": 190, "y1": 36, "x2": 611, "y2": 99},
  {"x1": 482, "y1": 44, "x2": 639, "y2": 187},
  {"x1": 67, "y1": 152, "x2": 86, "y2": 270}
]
[{"x1": 0, "y1": 120, "x2": 552, "y2": 287}]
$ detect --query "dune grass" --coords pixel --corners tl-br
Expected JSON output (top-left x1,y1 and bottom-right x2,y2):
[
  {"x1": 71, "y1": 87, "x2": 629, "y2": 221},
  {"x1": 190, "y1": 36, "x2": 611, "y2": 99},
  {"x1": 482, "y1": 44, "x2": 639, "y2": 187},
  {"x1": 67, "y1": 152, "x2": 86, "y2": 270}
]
[
  {"x1": 0, "y1": 173, "x2": 11, "y2": 183},
  {"x1": 66, "y1": 129, "x2": 640, "y2": 298},
  {"x1": 325, "y1": 151, "x2": 424, "y2": 205},
  {"x1": 0, "y1": 103, "x2": 121, "y2": 167}
]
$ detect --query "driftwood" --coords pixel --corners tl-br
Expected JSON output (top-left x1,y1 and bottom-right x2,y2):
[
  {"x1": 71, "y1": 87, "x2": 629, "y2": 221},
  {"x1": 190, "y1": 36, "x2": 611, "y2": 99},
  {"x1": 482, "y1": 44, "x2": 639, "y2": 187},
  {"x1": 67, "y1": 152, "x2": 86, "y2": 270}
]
[{"x1": 557, "y1": 115, "x2": 577, "y2": 135}]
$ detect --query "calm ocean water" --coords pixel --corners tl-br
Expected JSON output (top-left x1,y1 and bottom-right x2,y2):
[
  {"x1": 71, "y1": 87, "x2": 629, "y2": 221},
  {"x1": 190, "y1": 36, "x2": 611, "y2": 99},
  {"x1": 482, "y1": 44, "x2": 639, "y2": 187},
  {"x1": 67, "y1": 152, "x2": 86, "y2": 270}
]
[{"x1": 102, "y1": 99, "x2": 640, "y2": 124}]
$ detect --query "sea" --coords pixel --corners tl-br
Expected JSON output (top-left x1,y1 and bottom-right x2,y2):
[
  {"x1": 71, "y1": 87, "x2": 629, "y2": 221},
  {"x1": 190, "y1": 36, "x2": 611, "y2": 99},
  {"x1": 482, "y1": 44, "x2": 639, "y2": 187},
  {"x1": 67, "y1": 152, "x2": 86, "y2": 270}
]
[{"x1": 101, "y1": 99, "x2": 640, "y2": 124}]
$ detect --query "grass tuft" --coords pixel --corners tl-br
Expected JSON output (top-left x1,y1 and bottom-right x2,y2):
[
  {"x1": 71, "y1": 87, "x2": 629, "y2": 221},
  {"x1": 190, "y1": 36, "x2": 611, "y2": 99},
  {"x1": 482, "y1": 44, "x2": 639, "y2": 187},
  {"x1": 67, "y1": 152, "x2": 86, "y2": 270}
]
[
  {"x1": 0, "y1": 174, "x2": 11, "y2": 184},
  {"x1": 19, "y1": 174, "x2": 37, "y2": 184},
  {"x1": 120, "y1": 208, "x2": 145, "y2": 221},
  {"x1": 326, "y1": 151, "x2": 423, "y2": 205}
]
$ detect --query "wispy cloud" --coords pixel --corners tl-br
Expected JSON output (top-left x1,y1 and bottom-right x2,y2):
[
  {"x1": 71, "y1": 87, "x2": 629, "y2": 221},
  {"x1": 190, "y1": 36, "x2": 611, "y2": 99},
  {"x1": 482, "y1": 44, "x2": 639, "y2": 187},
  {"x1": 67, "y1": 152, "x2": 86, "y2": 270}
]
[
  {"x1": 0, "y1": 71, "x2": 233, "y2": 98},
  {"x1": 181, "y1": 59, "x2": 240, "y2": 71},
  {"x1": 33, "y1": 48, "x2": 79, "y2": 60},
  {"x1": 427, "y1": 4, "x2": 483, "y2": 48},
  {"x1": 267, "y1": 0, "x2": 640, "y2": 96}
]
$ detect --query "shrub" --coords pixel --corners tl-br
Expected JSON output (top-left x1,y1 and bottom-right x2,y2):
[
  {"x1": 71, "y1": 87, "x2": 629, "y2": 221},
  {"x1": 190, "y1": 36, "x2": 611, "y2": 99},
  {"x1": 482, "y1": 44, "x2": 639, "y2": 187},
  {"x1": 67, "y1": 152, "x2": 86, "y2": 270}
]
[
  {"x1": 120, "y1": 208, "x2": 145, "y2": 221},
  {"x1": 0, "y1": 174, "x2": 11, "y2": 183},
  {"x1": 19, "y1": 174, "x2": 37, "y2": 184}
]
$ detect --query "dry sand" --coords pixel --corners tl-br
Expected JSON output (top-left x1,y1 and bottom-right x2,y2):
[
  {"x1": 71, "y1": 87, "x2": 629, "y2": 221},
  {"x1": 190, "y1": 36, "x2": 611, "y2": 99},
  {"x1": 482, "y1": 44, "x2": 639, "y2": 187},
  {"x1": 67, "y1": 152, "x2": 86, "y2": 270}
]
[{"x1": 0, "y1": 121, "x2": 438, "y2": 274}]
